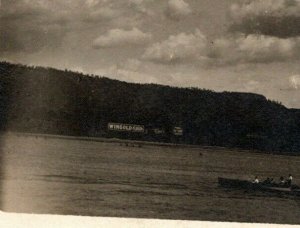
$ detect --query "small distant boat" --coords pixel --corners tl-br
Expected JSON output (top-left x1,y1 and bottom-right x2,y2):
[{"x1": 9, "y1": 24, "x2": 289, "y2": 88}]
[{"x1": 218, "y1": 177, "x2": 300, "y2": 196}]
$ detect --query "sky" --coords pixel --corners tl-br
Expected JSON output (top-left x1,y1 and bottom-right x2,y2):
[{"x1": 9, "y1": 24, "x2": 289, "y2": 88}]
[{"x1": 0, "y1": 0, "x2": 300, "y2": 108}]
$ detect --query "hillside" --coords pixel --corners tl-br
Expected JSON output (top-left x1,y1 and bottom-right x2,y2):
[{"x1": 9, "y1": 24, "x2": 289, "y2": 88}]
[{"x1": 0, "y1": 61, "x2": 299, "y2": 153}]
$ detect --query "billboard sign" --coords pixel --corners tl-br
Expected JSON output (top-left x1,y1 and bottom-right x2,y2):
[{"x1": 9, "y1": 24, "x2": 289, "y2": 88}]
[
  {"x1": 153, "y1": 128, "x2": 165, "y2": 135},
  {"x1": 173, "y1": 127, "x2": 183, "y2": 136},
  {"x1": 108, "y1": 123, "x2": 145, "y2": 133}
]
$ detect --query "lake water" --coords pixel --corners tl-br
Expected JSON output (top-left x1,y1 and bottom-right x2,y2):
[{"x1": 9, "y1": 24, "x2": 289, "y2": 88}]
[{"x1": 0, "y1": 133, "x2": 300, "y2": 224}]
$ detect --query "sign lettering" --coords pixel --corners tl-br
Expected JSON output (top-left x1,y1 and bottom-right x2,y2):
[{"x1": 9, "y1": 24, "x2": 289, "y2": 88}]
[{"x1": 108, "y1": 123, "x2": 145, "y2": 133}]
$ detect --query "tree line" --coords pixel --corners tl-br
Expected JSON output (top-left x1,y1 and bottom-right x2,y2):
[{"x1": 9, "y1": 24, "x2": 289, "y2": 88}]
[{"x1": 0, "y1": 61, "x2": 299, "y2": 153}]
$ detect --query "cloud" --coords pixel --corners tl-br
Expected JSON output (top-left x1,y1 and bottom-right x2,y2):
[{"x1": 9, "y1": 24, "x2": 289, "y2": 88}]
[
  {"x1": 166, "y1": 0, "x2": 192, "y2": 20},
  {"x1": 143, "y1": 29, "x2": 208, "y2": 64},
  {"x1": 0, "y1": 0, "x2": 79, "y2": 53},
  {"x1": 129, "y1": 0, "x2": 153, "y2": 15},
  {"x1": 85, "y1": 0, "x2": 101, "y2": 8},
  {"x1": 289, "y1": 74, "x2": 300, "y2": 89},
  {"x1": 143, "y1": 30, "x2": 300, "y2": 65},
  {"x1": 210, "y1": 34, "x2": 300, "y2": 64},
  {"x1": 85, "y1": 7, "x2": 120, "y2": 22},
  {"x1": 230, "y1": 0, "x2": 300, "y2": 38},
  {"x1": 230, "y1": 0, "x2": 300, "y2": 19},
  {"x1": 243, "y1": 80, "x2": 260, "y2": 92},
  {"x1": 96, "y1": 63, "x2": 160, "y2": 84},
  {"x1": 125, "y1": 58, "x2": 142, "y2": 71},
  {"x1": 0, "y1": 15, "x2": 67, "y2": 53},
  {"x1": 0, "y1": 0, "x2": 153, "y2": 53},
  {"x1": 208, "y1": 1, "x2": 300, "y2": 65},
  {"x1": 92, "y1": 28, "x2": 152, "y2": 48}
]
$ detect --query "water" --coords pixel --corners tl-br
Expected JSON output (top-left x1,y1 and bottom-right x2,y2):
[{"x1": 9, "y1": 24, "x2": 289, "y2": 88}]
[{"x1": 0, "y1": 133, "x2": 300, "y2": 224}]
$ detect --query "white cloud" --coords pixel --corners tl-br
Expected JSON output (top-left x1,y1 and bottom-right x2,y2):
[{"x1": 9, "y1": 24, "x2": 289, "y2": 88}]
[
  {"x1": 229, "y1": 0, "x2": 300, "y2": 37},
  {"x1": 242, "y1": 80, "x2": 260, "y2": 92},
  {"x1": 96, "y1": 63, "x2": 160, "y2": 84},
  {"x1": 166, "y1": 0, "x2": 192, "y2": 20},
  {"x1": 1, "y1": 0, "x2": 158, "y2": 53},
  {"x1": 289, "y1": 75, "x2": 300, "y2": 89},
  {"x1": 143, "y1": 31, "x2": 300, "y2": 65},
  {"x1": 129, "y1": 0, "x2": 151, "y2": 14},
  {"x1": 230, "y1": 0, "x2": 300, "y2": 20},
  {"x1": 143, "y1": 29, "x2": 207, "y2": 63},
  {"x1": 92, "y1": 28, "x2": 152, "y2": 48},
  {"x1": 125, "y1": 58, "x2": 142, "y2": 71},
  {"x1": 85, "y1": 0, "x2": 101, "y2": 8},
  {"x1": 86, "y1": 7, "x2": 119, "y2": 21},
  {"x1": 129, "y1": 0, "x2": 146, "y2": 12},
  {"x1": 210, "y1": 35, "x2": 300, "y2": 64}
]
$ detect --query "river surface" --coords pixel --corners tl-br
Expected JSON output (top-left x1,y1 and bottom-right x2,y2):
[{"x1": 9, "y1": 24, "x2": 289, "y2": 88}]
[{"x1": 0, "y1": 133, "x2": 300, "y2": 224}]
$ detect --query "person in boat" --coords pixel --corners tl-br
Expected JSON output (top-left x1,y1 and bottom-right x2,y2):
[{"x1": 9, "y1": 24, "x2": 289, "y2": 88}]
[
  {"x1": 262, "y1": 177, "x2": 272, "y2": 185},
  {"x1": 279, "y1": 176, "x2": 286, "y2": 186},
  {"x1": 253, "y1": 176, "x2": 259, "y2": 184},
  {"x1": 286, "y1": 174, "x2": 293, "y2": 187}
]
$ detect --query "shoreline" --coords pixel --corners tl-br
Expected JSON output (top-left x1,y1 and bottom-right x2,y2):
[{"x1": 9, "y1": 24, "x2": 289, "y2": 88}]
[
  {"x1": 1, "y1": 131, "x2": 299, "y2": 156},
  {"x1": 2, "y1": 131, "x2": 205, "y2": 149}
]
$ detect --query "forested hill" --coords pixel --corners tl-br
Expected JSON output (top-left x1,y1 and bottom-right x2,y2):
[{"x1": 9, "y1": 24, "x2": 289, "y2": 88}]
[{"x1": 0, "y1": 61, "x2": 299, "y2": 153}]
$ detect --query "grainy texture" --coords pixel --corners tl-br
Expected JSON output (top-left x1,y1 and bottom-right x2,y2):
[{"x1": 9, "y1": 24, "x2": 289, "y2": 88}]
[{"x1": 1, "y1": 133, "x2": 300, "y2": 224}]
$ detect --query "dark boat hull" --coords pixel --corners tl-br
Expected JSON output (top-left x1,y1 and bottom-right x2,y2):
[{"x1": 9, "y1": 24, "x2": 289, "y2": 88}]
[{"x1": 218, "y1": 177, "x2": 300, "y2": 196}]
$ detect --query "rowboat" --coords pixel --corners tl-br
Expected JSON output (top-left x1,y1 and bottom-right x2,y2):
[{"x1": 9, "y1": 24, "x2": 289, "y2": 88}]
[{"x1": 218, "y1": 177, "x2": 300, "y2": 196}]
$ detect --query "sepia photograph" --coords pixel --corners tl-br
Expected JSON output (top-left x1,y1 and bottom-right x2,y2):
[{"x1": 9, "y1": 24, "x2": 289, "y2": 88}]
[{"x1": 0, "y1": 0, "x2": 300, "y2": 226}]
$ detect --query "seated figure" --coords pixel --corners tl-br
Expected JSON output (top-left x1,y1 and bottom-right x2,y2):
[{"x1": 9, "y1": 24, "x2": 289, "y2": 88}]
[
  {"x1": 279, "y1": 176, "x2": 286, "y2": 186},
  {"x1": 286, "y1": 174, "x2": 293, "y2": 187},
  {"x1": 262, "y1": 177, "x2": 271, "y2": 185},
  {"x1": 252, "y1": 176, "x2": 259, "y2": 184}
]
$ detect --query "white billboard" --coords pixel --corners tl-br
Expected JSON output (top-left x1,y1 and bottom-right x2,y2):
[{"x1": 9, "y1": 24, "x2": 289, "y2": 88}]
[{"x1": 108, "y1": 123, "x2": 145, "y2": 133}]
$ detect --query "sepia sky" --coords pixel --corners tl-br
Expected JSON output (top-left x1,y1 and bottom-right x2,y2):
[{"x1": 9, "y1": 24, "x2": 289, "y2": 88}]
[{"x1": 1, "y1": 0, "x2": 300, "y2": 108}]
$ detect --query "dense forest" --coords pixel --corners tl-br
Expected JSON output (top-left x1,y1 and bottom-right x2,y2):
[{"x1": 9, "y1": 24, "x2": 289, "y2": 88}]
[{"x1": 0, "y1": 61, "x2": 299, "y2": 153}]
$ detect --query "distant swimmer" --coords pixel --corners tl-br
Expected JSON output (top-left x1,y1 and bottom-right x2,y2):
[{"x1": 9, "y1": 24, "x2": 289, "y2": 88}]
[{"x1": 253, "y1": 176, "x2": 259, "y2": 184}]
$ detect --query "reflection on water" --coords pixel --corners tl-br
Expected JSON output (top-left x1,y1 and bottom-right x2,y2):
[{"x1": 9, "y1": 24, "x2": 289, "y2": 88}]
[{"x1": 1, "y1": 133, "x2": 300, "y2": 224}]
